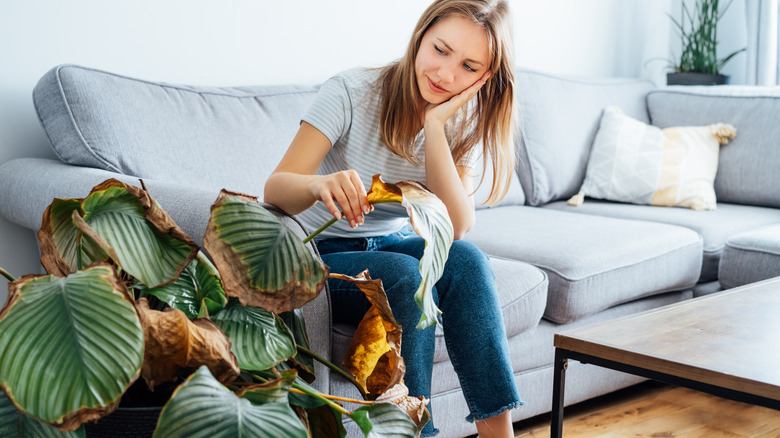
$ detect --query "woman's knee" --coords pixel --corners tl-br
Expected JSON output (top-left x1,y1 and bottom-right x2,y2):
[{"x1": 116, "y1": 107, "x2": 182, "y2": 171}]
[{"x1": 447, "y1": 240, "x2": 492, "y2": 276}]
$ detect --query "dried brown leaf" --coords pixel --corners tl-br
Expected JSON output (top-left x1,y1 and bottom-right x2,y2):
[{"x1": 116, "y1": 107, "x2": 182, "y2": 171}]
[
  {"x1": 135, "y1": 299, "x2": 239, "y2": 389},
  {"x1": 331, "y1": 270, "x2": 405, "y2": 398},
  {"x1": 375, "y1": 383, "x2": 430, "y2": 430}
]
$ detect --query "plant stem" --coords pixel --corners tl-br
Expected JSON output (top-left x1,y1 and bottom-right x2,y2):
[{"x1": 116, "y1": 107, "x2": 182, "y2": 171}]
[
  {"x1": 246, "y1": 371, "x2": 270, "y2": 383},
  {"x1": 297, "y1": 344, "x2": 368, "y2": 398},
  {"x1": 303, "y1": 216, "x2": 340, "y2": 244},
  {"x1": 291, "y1": 380, "x2": 351, "y2": 415},
  {"x1": 288, "y1": 387, "x2": 372, "y2": 405},
  {"x1": 245, "y1": 370, "x2": 352, "y2": 414},
  {"x1": 302, "y1": 199, "x2": 401, "y2": 244},
  {"x1": 0, "y1": 267, "x2": 16, "y2": 282}
]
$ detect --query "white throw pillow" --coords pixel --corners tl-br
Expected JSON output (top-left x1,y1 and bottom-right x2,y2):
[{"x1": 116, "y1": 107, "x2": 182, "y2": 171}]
[{"x1": 568, "y1": 106, "x2": 736, "y2": 211}]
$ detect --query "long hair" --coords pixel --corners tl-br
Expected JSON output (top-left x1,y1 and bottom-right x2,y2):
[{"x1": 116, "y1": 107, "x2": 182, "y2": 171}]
[{"x1": 378, "y1": 0, "x2": 517, "y2": 206}]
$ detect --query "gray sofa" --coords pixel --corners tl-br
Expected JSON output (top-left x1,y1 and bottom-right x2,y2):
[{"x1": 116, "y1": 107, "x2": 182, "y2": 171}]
[{"x1": 2, "y1": 64, "x2": 779, "y2": 437}]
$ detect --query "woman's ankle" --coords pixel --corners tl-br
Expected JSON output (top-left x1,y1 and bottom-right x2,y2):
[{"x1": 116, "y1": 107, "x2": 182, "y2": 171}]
[{"x1": 474, "y1": 410, "x2": 513, "y2": 438}]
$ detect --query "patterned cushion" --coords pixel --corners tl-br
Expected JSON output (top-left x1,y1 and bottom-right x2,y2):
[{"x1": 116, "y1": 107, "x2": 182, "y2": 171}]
[
  {"x1": 568, "y1": 106, "x2": 736, "y2": 210},
  {"x1": 648, "y1": 86, "x2": 780, "y2": 208}
]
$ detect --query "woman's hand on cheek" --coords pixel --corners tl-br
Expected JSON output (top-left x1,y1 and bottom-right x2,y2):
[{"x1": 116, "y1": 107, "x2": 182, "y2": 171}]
[
  {"x1": 424, "y1": 71, "x2": 492, "y2": 128},
  {"x1": 309, "y1": 170, "x2": 370, "y2": 229}
]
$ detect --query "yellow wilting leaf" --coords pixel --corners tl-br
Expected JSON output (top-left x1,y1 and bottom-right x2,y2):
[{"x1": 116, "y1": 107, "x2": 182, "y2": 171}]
[
  {"x1": 331, "y1": 270, "x2": 405, "y2": 398},
  {"x1": 135, "y1": 298, "x2": 239, "y2": 389},
  {"x1": 366, "y1": 175, "x2": 404, "y2": 205}
]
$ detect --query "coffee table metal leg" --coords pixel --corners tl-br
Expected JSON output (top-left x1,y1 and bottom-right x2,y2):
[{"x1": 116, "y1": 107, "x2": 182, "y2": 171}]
[{"x1": 551, "y1": 348, "x2": 568, "y2": 438}]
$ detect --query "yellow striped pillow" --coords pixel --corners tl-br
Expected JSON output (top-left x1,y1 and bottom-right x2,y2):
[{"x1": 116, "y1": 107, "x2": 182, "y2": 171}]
[{"x1": 568, "y1": 106, "x2": 736, "y2": 210}]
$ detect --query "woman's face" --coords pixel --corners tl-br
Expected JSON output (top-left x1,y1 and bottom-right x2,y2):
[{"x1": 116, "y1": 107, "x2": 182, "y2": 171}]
[{"x1": 415, "y1": 15, "x2": 491, "y2": 105}]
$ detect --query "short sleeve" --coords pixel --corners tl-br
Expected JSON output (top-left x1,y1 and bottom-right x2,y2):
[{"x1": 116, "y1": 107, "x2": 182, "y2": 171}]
[{"x1": 302, "y1": 75, "x2": 352, "y2": 146}]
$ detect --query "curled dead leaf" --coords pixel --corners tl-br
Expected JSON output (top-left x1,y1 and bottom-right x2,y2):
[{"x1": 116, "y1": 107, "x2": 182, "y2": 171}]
[
  {"x1": 135, "y1": 299, "x2": 239, "y2": 389},
  {"x1": 331, "y1": 270, "x2": 405, "y2": 398},
  {"x1": 375, "y1": 383, "x2": 430, "y2": 430}
]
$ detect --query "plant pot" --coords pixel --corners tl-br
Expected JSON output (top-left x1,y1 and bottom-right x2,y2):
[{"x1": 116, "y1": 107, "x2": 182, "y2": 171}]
[
  {"x1": 84, "y1": 379, "x2": 177, "y2": 437},
  {"x1": 84, "y1": 406, "x2": 162, "y2": 438},
  {"x1": 667, "y1": 72, "x2": 729, "y2": 86}
]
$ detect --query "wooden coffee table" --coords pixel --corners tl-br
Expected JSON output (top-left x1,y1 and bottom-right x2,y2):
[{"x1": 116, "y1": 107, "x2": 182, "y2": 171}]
[{"x1": 550, "y1": 277, "x2": 780, "y2": 437}]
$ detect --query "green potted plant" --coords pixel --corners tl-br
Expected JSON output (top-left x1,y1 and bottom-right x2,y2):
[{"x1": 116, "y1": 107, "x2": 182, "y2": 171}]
[
  {"x1": 0, "y1": 175, "x2": 451, "y2": 437},
  {"x1": 666, "y1": 0, "x2": 745, "y2": 85}
]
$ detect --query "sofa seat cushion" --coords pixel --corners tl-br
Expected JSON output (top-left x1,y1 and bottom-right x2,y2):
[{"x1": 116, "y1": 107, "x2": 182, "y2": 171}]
[
  {"x1": 33, "y1": 64, "x2": 318, "y2": 197},
  {"x1": 543, "y1": 200, "x2": 780, "y2": 282},
  {"x1": 648, "y1": 86, "x2": 780, "y2": 208},
  {"x1": 515, "y1": 69, "x2": 655, "y2": 206},
  {"x1": 331, "y1": 257, "x2": 548, "y2": 365},
  {"x1": 719, "y1": 224, "x2": 780, "y2": 289},
  {"x1": 465, "y1": 206, "x2": 702, "y2": 323}
]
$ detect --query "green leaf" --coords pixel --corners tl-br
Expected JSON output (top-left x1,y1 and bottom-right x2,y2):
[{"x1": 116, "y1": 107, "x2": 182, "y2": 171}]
[
  {"x1": 137, "y1": 252, "x2": 227, "y2": 319},
  {"x1": 396, "y1": 181, "x2": 453, "y2": 330},
  {"x1": 0, "y1": 390, "x2": 85, "y2": 437},
  {"x1": 0, "y1": 264, "x2": 144, "y2": 430},
  {"x1": 211, "y1": 298, "x2": 297, "y2": 371},
  {"x1": 350, "y1": 403, "x2": 419, "y2": 438},
  {"x1": 38, "y1": 199, "x2": 113, "y2": 276},
  {"x1": 153, "y1": 366, "x2": 307, "y2": 438},
  {"x1": 204, "y1": 191, "x2": 327, "y2": 314},
  {"x1": 81, "y1": 180, "x2": 198, "y2": 288},
  {"x1": 281, "y1": 309, "x2": 316, "y2": 381}
]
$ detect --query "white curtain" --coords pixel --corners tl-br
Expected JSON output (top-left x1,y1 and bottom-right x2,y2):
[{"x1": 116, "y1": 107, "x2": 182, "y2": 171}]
[{"x1": 745, "y1": 0, "x2": 780, "y2": 85}]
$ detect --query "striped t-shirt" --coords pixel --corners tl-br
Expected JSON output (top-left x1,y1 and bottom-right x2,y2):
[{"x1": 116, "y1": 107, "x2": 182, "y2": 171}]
[{"x1": 297, "y1": 67, "x2": 435, "y2": 239}]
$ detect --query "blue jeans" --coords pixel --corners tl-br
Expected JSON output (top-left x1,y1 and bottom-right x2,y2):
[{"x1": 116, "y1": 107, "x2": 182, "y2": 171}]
[{"x1": 318, "y1": 228, "x2": 522, "y2": 437}]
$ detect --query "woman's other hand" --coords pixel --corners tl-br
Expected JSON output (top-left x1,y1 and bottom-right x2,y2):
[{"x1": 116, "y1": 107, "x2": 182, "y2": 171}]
[{"x1": 424, "y1": 71, "x2": 491, "y2": 129}]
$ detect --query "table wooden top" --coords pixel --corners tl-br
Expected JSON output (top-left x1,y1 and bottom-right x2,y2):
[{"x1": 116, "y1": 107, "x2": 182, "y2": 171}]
[{"x1": 554, "y1": 277, "x2": 780, "y2": 402}]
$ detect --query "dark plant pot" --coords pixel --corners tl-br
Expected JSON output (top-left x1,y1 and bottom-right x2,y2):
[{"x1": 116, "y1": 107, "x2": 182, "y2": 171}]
[
  {"x1": 84, "y1": 406, "x2": 162, "y2": 438},
  {"x1": 84, "y1": 379, "x2": 177, "y2": 437},
  {"x1": 667, "y1": 72, "x2": 729, "y2": 85}
]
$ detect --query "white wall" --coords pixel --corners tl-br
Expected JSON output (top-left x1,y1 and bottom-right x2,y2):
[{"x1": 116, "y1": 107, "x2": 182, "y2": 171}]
[{"x1": 0, "y1": 0, "x2": 746, "y2": 300}]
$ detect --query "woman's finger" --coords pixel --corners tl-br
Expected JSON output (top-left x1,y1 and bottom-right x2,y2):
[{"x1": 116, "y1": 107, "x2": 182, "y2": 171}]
[
  {"x1": 349, "y1": 171, "x2": 370, "y2": 214},
  {"x1": 319, "y1": 191, "x2": 342, "y2": 221}
]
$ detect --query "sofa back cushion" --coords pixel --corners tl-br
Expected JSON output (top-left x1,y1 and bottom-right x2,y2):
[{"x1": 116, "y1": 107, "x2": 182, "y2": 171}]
[
  {"x1": 515, "y1": 69, "x2": 655, "y2": 206},
  {"x1": 33, "y1": 64, "x2": 318, "y2": 197},
  {"x1": 647, "y1": 86, "x2": 780, "y2": 208}
]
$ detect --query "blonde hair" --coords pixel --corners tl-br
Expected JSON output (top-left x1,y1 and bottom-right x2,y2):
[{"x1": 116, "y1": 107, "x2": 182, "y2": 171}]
[{"x1": 378, "y1": 0, "x2": 517, "y2": 206}]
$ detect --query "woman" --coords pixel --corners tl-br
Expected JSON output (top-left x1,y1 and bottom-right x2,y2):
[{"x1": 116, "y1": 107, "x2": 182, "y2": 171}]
[{"x1": 265, "y1": 0, "x2": 521, "y2": 436}]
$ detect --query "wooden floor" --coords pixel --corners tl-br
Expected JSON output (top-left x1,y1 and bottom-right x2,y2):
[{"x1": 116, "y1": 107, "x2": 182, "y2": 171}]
[{"x1": 511, "y1": 381, "x2": 780, "y2": 437}]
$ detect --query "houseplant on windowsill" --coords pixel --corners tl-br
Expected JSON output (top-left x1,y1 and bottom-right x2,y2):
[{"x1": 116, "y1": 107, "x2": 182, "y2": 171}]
[
  {"x1": 666, "y1": 0, "x2": 745, "y2": 85},
  {"x1": 0, "y1": 175, "x2": 450, "y2": 437}
]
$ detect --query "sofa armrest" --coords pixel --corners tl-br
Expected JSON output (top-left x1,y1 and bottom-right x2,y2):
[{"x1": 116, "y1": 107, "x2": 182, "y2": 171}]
[{"x1": 0, "y1": 157, "x2": 333, "y2": 391}]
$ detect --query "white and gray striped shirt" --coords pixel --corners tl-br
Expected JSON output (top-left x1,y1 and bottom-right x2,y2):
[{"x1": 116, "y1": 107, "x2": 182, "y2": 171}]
[{"x1": 297, "y1": 68, "x2": 436, "y2": 239}]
